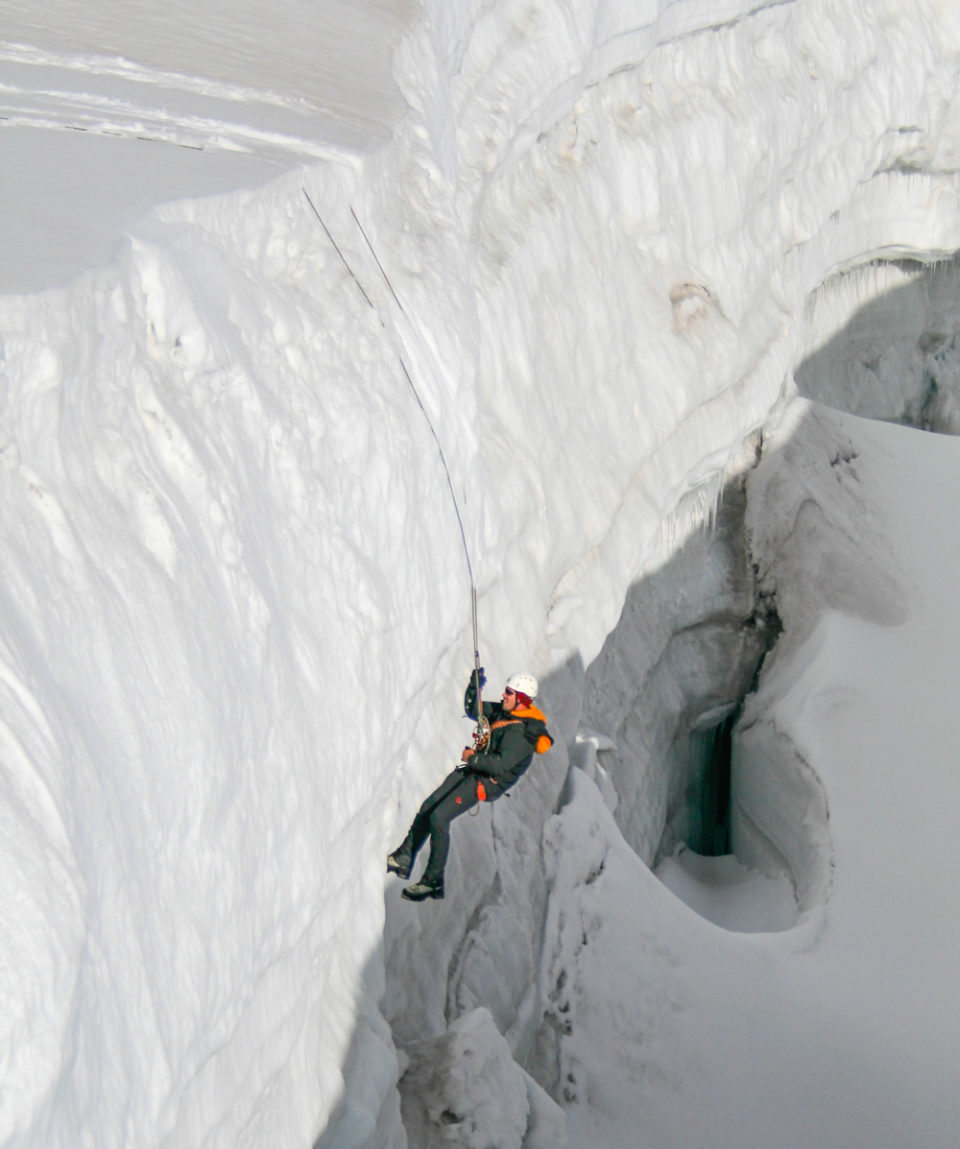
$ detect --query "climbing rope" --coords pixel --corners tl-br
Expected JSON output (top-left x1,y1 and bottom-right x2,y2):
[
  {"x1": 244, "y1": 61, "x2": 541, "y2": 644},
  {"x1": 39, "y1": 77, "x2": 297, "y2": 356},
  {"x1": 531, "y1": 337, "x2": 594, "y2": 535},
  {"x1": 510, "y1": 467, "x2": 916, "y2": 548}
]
[{"x1": 303, "y1": 190, "x2": 485, "y2": 731}]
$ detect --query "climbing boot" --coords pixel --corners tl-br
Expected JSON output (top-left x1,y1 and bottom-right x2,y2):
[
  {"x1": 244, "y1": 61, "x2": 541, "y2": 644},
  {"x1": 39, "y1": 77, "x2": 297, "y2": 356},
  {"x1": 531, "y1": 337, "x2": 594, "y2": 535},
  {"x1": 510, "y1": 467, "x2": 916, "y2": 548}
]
[
  {"x1": 401, "y1": 880, "x2": 444, "y2": 902},
  {"x1": 386, "y1": 850, "x2": 412, "y2": 878}
]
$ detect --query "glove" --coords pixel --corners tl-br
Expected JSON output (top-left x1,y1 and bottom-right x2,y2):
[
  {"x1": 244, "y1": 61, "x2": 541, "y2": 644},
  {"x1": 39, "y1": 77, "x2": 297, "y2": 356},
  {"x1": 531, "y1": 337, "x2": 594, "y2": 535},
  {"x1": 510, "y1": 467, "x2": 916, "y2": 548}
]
[{"x1": 472, "y1": 666, "x2": 486, "y2": 690}]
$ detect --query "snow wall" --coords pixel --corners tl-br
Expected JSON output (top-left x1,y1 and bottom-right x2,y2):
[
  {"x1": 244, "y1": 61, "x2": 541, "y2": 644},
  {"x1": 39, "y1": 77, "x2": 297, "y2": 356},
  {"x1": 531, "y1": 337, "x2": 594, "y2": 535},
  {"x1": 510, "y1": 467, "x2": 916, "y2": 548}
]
[{"x1": 3, "y1": 0, "x2": 960, "y2": 1145}]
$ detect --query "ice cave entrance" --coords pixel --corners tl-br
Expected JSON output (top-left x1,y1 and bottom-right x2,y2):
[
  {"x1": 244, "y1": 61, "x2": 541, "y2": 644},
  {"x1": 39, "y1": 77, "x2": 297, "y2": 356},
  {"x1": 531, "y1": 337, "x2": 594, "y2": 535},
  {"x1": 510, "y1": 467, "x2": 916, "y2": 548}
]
[
  {"x1": 654, "y1": 705, "x2": 799, "y2": 934},
  {"x1": 582, "y1": 470, "x2": 800, "y2": 934},
  {"x1": 685, "y1": 708, "x2": 736, "y2": 858}
]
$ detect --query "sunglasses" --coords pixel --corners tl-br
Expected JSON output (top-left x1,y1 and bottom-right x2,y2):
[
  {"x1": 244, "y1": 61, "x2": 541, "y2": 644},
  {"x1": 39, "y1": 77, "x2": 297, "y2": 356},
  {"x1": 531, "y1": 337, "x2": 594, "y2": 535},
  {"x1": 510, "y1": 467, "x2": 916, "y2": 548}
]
[{"x1": 503, "y1": 687, "x2": 516, "y2": 697}]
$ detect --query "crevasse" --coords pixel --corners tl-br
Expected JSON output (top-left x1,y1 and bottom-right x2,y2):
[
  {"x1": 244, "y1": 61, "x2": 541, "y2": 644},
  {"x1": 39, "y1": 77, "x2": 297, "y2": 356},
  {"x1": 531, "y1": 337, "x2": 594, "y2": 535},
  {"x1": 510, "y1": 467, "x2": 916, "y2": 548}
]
[{"x1": 1, "y1": 0, "x2": 960, "y2": 1146}]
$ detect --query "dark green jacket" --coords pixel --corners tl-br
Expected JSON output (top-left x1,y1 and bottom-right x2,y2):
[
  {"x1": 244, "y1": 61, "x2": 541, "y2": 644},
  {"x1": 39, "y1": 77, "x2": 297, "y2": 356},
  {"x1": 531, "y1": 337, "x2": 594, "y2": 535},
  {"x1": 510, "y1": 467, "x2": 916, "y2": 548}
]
[{"x1": 463, "y1": 676, "x2": 553, "y2": 789}]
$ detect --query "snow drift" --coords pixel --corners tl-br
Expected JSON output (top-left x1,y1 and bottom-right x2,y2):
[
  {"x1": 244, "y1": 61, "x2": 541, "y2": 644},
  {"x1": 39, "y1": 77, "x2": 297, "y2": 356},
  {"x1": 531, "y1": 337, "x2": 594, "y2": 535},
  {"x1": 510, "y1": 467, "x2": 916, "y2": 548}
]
[{"x1": 3, "y1": 0, "x2": 960, "y2": 1146}]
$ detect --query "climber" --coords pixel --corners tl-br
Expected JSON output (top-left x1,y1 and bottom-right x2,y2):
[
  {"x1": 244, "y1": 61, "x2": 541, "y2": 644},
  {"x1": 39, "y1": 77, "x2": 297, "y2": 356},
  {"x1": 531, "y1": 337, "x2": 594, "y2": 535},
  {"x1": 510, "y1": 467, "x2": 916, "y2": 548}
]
[{"x1": 387, "y1": 669, "x2": 554, "y2": 901}]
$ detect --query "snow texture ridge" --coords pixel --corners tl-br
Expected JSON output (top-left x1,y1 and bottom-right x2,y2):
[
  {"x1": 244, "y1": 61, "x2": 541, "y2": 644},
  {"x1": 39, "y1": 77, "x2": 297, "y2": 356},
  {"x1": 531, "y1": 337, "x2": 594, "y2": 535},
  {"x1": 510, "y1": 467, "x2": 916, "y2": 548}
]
[{"x1": 2, "y1": 0, "x2": 960, "y2": 1146}]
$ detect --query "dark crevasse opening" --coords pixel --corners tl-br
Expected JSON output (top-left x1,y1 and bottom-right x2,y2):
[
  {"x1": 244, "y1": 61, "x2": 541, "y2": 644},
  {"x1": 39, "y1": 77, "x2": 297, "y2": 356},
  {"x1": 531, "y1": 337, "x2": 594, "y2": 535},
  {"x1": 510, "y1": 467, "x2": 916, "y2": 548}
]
[
  {"x1": 579, "y1": 461, "x2": 799, "y2": 931},
  {"x1": 580, "y1": 466, "x2": 776, "y2": 856},
  {"x1": 685, "y1": 708, "x2": 738, "y2": 858}
]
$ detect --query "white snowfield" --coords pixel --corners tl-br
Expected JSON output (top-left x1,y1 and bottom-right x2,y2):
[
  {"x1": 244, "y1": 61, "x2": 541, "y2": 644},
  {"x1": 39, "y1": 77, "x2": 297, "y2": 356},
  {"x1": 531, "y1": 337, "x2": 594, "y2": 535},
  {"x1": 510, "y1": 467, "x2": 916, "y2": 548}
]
[
  {"x1": 0, "y1": 1, "x2": 410, "y2": 292},
  {"x1": 1, "y1": 0, "x2": 960, "y2": 1147}
]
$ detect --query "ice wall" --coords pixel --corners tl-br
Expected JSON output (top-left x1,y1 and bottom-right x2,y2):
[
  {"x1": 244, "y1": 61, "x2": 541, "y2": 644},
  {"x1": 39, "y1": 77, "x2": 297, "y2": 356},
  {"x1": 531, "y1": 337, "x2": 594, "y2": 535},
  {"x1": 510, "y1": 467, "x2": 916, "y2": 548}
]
[
  {"x1": 578, "y1": 465, "x2": 778, "y2": 869},
  {"x1": 3, "y1": 0, "x2": 960, "y2": 1146}
]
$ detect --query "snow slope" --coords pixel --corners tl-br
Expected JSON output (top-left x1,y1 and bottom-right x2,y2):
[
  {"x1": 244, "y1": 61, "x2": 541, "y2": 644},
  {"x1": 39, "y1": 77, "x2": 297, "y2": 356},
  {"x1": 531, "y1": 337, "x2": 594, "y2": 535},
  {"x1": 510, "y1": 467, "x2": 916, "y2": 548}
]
[
  {"x1": 547, "y1": 402, "x2": 960, "y2": 1149},
  {"x1": 3, "y1": 0, "x2": 960, "y2": 1146},
  {"x1": 0, "y1": 0, "x2": 411, "y2": 292}
]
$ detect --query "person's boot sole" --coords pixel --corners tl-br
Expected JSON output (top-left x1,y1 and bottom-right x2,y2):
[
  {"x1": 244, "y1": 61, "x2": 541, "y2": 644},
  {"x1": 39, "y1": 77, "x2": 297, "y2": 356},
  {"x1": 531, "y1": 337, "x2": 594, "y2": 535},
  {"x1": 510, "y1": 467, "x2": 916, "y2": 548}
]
[{"x1": 401, "y1": 883, "x2": 444, "y2": 901}]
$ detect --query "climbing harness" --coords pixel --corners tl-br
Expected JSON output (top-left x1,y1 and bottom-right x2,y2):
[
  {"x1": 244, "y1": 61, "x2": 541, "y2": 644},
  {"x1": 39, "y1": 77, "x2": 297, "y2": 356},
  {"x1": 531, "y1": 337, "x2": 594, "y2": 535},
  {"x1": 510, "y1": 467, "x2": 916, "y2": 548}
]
[{"x1": 303, "y1": 190, "x2": 488, "y2": 746}]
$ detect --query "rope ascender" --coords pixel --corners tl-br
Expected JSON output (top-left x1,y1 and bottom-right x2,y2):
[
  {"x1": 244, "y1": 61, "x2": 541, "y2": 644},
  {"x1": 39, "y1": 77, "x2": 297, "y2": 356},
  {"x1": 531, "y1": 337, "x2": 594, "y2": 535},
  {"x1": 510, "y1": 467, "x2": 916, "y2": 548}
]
[
  {"x1": 303, "y1": 189, "x2": 487, "y2": 746},
  {"x1": 471, "y1": 586, "x2": 490, "y2": 751}
]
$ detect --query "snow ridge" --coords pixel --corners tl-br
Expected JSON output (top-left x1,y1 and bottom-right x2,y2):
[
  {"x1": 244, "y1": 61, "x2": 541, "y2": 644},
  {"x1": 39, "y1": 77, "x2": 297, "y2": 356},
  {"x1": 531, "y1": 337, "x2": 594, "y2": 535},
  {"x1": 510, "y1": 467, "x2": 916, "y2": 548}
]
[{"x1": 0, "y1": 41, "x2": 360, "y2": 160}]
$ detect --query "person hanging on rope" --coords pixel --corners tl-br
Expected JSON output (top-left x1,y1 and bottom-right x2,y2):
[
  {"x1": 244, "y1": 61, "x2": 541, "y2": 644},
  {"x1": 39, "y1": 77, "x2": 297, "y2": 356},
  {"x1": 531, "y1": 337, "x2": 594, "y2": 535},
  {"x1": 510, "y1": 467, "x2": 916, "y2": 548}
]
[{"x1": 387, "y1": 669, "x2": 554, "y2": 901}]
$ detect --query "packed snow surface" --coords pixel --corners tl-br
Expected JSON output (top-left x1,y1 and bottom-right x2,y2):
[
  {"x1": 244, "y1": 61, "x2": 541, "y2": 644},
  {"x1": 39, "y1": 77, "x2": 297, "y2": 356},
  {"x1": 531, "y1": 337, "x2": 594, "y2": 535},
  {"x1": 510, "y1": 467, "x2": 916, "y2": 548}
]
[
  {"x1": 553, "y1": 402, "x2": 960, "y2": 1148},
  {"x1": 654, "y1": 846, "x2": 798, "y2": 932},
  {"x1": 0, "y1": 0, "x2": 411, "y2": 291},
  {"x1": 3, "y1": 0, "x2": 960, "y2": 1146}
]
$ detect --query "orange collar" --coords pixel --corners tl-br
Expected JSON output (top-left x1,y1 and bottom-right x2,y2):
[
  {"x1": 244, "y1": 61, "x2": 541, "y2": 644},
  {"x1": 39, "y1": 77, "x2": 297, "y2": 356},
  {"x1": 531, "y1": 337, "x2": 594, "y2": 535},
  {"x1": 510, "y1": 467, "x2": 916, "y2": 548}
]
[{"x1": 513, "y1": 703, "x2": 547, "y2": 722}]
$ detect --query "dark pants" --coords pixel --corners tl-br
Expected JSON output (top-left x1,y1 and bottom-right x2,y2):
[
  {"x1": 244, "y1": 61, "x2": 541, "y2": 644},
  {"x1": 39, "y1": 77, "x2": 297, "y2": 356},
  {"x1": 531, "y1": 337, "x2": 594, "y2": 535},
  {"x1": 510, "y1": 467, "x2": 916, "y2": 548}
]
[{"x1": 401, "y1": 768, "x2": 490, "y2": 885}]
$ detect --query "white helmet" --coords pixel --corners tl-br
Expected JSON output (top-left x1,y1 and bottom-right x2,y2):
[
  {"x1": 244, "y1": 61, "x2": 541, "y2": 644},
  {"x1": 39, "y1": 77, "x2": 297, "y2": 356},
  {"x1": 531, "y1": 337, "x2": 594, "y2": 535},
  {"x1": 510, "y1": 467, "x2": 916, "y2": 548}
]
[{"x1": 506, "y1": 672, "x2": 538, "y2": 700}]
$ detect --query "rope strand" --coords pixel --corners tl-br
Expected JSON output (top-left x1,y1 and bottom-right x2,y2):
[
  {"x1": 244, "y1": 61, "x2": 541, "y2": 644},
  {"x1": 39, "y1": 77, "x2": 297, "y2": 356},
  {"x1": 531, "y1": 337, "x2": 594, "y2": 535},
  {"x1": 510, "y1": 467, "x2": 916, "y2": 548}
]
[
  {"x1": 351, "y1": 206, "x2": 406, "y2": 316},
  {"x1": 303, "y1": 188, "x2": 477, "y2": 602},
  {"x1": 303, "y1": 191, "x2": 375, "y2": 310}
]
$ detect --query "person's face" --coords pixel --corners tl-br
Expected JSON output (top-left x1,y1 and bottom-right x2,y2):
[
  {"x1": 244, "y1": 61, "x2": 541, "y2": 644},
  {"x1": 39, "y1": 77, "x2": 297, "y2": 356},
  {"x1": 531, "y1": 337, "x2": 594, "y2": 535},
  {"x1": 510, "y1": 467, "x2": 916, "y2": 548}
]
[{"x1": 502, "y1": 686, "x2": 517, "y2": 712}]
